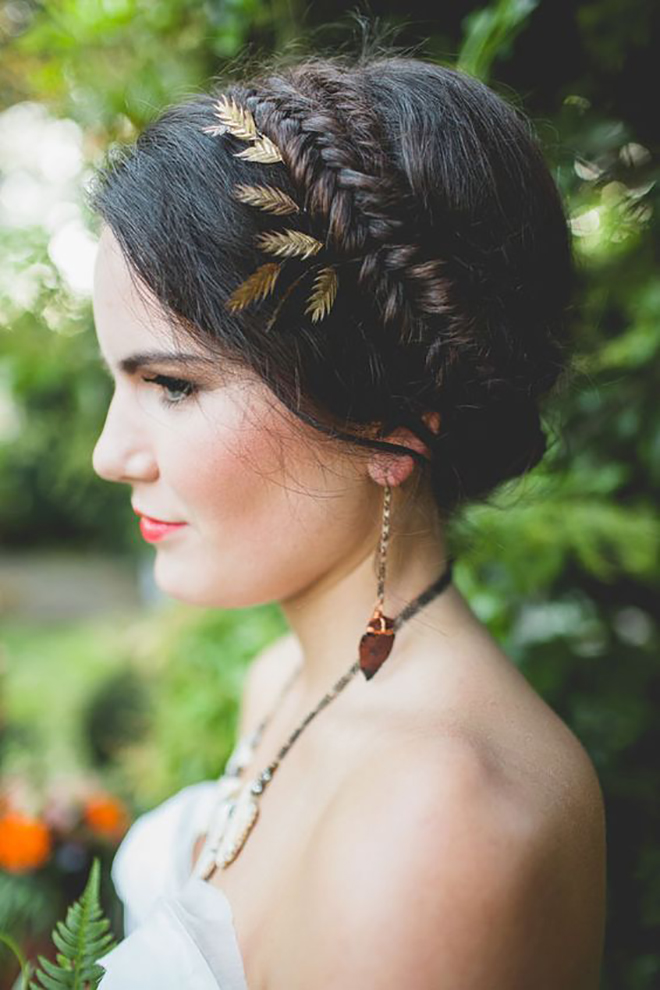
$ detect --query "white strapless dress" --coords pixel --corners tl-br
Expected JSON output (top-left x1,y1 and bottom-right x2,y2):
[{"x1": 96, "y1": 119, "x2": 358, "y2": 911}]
[{"x1": 97, "y1": 777, "x2": 251, "y2": 989}]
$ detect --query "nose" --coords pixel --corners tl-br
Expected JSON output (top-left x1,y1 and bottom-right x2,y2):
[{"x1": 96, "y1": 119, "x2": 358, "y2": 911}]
[{"x1": 92, "y1": 390, "x2": 158, "y2": 485}]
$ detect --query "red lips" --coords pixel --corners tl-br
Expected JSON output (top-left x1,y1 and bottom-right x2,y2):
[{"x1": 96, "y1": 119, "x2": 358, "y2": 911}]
[{"x1": 132, "y1": 506, "x2": 187, "y2": 543}]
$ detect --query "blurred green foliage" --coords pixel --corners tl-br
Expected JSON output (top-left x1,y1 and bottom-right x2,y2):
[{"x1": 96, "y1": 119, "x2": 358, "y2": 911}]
[
  {"x1": 0, "y1": 600, "x2": 285, "y2": 986},
  {"x1": 2, "y1": 601, "x2": 285, "y2": 806},
  {"x1": 1, "y1": 1, "x2": 659, "y2": 988}
]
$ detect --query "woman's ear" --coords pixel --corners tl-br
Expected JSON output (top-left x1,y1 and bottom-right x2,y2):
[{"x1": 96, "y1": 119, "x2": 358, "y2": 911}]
[{"x1": 367, "y1": 411, "x2": 441, "y2": 488}]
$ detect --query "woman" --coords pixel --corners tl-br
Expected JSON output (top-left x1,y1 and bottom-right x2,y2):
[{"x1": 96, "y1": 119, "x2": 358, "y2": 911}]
[{"x1": 88, "y1": 52, "x2": 606, "y2": 989}]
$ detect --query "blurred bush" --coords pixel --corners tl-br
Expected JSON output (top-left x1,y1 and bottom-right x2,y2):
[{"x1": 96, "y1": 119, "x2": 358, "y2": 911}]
[
  {"x1": 0, "y1": 599, "x2": 285, "y2": 987},
  {"x1": 1, "y1": 1, "x2": 659, "y2": 987}
]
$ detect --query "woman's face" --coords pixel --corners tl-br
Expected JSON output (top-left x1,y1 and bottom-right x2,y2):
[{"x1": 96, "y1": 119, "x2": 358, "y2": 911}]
[{"x1": 91, "y1": 225, "x2": 378, "y2": 608}]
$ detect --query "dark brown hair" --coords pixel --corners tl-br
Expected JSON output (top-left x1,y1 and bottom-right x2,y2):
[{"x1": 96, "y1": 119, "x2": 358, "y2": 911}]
[{"x1": 86, "y1": 51, "x2": 575, "y2": 522}]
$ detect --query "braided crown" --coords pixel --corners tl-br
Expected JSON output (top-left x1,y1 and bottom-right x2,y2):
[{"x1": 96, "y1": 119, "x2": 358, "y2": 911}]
[
  {"x1": 203, "y1": 70, "x2": 455, "y2": 344},
  {"x1": 202, "y1": 95, "x2": 338, "y2": 329}
]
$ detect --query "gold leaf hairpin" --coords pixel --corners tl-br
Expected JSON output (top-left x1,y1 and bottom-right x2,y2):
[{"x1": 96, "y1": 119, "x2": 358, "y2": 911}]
[
  {"x1": 233, "y1": 184, "x2": 299, "y2": 216},
  {"x1": 202, "y1": 94, "x2": 338, "y2": 326},
  {"x1": 202, "y1": 95, "x2": 258, "y2": 141},
  {"x1": 203, "y1": 94, "x2": 282, "y2": 160},
  {"x1": 234, "y1": 135, "x2": 283, "y2": 164},
  {"x1": 226, "y1": 262, "x2": 282, "y2": 313},
  {"x1": 305, "y1": 267, "x2": 339, "y2": 323},
  {"x1": 256, "y1": 229, "x2": 323, "y2": 260}
]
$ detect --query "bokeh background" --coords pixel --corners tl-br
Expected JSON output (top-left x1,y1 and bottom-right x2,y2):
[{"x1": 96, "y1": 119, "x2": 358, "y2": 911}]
[{"x1": 1, "y1": 2, "x2": 659, "y2": 987}]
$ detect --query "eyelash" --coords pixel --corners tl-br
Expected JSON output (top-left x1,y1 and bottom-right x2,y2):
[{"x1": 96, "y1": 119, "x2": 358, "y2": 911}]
[{"x1": 142, "y1": 374, "x2": 198, "y2": 407}]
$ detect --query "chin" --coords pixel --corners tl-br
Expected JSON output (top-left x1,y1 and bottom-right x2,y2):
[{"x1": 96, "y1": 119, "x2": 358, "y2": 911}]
[{"x1": 151, "y1": 556, "x2": 273, "y2": 610}]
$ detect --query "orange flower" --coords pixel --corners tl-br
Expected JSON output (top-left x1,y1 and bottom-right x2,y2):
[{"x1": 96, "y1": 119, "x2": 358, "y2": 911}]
[
  {"x1": 83, "y1": 793, "x2": 130, "y2": 839},
  {"x1": 0, "y1": 810, "x2": 52, "y2": 873}
]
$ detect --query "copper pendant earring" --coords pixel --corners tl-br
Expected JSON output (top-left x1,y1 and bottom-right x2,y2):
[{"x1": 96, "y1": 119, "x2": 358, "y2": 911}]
[{"x1": 359, "y1": 483, "x2": 396, "y2": 681}]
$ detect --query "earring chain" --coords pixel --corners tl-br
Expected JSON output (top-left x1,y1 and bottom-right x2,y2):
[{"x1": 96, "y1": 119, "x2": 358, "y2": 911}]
[{"x1": 376, "y1": 482, "x2": 392, "y2": 609}]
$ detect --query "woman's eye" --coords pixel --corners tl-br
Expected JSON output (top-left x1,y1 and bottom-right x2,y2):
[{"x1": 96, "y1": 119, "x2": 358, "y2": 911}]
[{"x1": 142, "y1": 374, "x2": 197, "y2": 406}]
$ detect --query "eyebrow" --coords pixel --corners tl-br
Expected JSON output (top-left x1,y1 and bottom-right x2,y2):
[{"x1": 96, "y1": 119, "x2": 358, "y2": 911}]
[{"x1": 99, "y1": 351, "x2": 213, "y2": 375}]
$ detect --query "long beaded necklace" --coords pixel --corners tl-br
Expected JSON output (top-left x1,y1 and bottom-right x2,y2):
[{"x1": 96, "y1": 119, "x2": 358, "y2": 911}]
[{"x1": 192, "y1": 554, "x2": 455, "y2": 881}]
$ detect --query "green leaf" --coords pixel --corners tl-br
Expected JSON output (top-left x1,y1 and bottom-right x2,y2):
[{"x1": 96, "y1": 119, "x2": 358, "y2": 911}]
[
  {"x1": 28, "y1": 858, "x2": 117, "y2": 990},
  {"x1": 0, "y1": 931, "x2": 32, "y2": 989},
  {"x1": 458, "y1": 0, "x2": 541, "y2": 80}
]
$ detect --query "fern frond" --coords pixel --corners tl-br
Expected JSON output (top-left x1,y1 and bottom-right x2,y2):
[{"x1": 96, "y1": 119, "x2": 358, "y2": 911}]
[
  {"x1": 226, "y1": 262, "x2": 283, "y2": 312},
  {"x1": 0, "y1": 931, "x2": 32, "y2": 989},
  {"x1": 202, "y1": 95, "x2": 258, "y2": 141},
  {"x1": 28, "y1": 858, "x2": 117, "y2": 990},
  {"x1": 256, "y1": 229, "x2": 323, "y2": 260},
  {"x1": 305, "y1": 267, "x2": 338, "y2": 323},
  {"x1": 233, "y1": 184, "x2": 299, "y2": 216},
  {"x1": 234, "y1": 136, "x2": 283, "y2": 164}
]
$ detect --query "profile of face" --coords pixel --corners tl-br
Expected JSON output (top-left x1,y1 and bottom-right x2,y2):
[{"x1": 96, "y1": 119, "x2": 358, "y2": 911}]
[{"x1": 91, "y1": 225, "x2": 409, "y2": 610}]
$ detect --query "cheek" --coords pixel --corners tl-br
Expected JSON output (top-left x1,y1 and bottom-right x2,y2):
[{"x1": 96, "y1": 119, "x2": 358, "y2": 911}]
[
  {"x1": 196, "y1": 414, "x2": 343, "y2": 540},
  {"x1": 151, "y1": 417, "x2": 293, "y2": 606},
  {"x1": 150, "y1": 390, "x2": 374, "y2": 608},
  {"x1": 187, "y1": 416, "x2": 282, "y2": 530}
]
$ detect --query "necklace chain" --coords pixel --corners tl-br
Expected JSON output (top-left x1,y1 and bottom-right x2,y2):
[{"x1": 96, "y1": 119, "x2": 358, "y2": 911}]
[{"x1": 194, "y1": 556, "x2": 455, "y2": 877}]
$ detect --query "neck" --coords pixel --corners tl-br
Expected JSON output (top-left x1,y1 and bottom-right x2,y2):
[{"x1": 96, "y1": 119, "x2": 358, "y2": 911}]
[{"x1": 279, "y1": 487, "x2": 457, "y2": 700}]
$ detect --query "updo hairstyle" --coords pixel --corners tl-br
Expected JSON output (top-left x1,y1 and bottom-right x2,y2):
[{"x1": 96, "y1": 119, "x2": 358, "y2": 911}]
[{"x1": 87, "y1": 52, "x2": 575, "y2": 522}]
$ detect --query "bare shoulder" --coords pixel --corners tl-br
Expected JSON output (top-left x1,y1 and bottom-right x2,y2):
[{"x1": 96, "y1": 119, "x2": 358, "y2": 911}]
[
  {"x1": 237, "y1": 630, "x2": 301, "y2": 736},
  {"x1": 275, "y1": 728, "x2": 606, "y2": 990}
]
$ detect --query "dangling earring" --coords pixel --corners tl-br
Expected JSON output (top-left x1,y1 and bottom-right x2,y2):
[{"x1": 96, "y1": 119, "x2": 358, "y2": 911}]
[{"x1": 359, "y1": 483, "x2": 396, "y2": 680}]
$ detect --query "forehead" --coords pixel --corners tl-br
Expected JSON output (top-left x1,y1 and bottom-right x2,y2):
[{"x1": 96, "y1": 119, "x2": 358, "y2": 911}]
[
  {"x1": 92, "y1": 225, "x2": 187, "y2": 358},
  {"x1": 90, "y1": 226, "x2": 269, "y2": 394}
]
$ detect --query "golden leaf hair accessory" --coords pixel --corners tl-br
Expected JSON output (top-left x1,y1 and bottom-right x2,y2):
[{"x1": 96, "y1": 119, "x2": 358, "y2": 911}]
[
  {"x1": 233, "y1": 184, "x2": 299, "y2": 216},
  {"x1": 202, "y1": 96, "x2": 258, "y2": 141},
  {"x1": 202, "y1": 94, "x2": 338, "y2": 328},
  {"x1": 255, "y1": 229, "x2": 323, "y2": 261},
  {"x1": 225, "y1": 263, "x2": 282, "y2": 313},
  {"x1": 305, "y1": 267, "x2": 339, "y2": 323}
]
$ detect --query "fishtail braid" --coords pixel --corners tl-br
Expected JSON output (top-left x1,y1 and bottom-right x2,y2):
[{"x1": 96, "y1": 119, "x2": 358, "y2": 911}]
[{"x1": 227, "y1": 65, "x2": 456, "y2": 345}]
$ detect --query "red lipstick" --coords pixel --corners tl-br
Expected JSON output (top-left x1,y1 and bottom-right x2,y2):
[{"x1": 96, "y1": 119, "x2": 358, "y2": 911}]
[{"x1": 133, "y1": 507, "x2": 187, "y2": 543}]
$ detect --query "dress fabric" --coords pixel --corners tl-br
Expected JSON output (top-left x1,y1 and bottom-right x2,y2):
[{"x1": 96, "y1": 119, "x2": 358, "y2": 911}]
[{"x1": 97, "y1": 774, "x2": 251, "y2": 989}]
